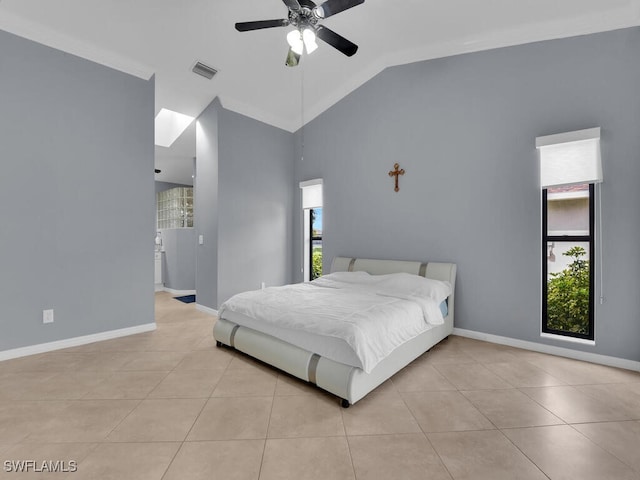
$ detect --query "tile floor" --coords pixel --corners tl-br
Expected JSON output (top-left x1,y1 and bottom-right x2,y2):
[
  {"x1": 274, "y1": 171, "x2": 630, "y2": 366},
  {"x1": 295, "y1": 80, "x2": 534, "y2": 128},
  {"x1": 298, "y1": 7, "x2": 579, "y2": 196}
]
[{"x1": 0, "y1": 291, "x2": 639, "y2": 479}]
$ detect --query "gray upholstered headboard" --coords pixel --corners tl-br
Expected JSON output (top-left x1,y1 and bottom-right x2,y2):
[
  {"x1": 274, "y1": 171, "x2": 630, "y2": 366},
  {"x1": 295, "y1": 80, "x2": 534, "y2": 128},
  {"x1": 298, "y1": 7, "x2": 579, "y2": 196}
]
[{"x1": 330, "y1": 256, "x2": 457, "y2": 324}]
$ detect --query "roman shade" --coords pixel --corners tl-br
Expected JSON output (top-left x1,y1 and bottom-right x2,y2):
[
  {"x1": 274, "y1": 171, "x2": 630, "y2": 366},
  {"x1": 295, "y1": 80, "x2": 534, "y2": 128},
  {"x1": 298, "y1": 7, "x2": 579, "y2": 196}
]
[
  {"x1": 300, "y1": 178, "x2": 323, "y2": 209},
  {"x1": 536, "y1": 127, "x2": 602, "y2": 188}
]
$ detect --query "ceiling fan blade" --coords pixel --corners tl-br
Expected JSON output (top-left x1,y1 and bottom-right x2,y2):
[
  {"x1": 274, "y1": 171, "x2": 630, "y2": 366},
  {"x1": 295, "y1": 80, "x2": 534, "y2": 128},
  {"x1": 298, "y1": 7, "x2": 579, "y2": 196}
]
[
  {"x1": 282, "y1": 0, "x2": 301, "y2": 10},
  {"x1": 235, "y1": 19, "x2": 289, "y2": 32},
  {"x1": 316, "y1": 0, "x2": 364, "y2": 18},
  {"x1": 299, "y1": 0, "x2": 317, "y2": 8},
  {"x1": 316, "y1": 26, "x2": 358, "y2": 56},
  {"x1": 285, "y1": 48, "x2": 301, "y2": 67}
]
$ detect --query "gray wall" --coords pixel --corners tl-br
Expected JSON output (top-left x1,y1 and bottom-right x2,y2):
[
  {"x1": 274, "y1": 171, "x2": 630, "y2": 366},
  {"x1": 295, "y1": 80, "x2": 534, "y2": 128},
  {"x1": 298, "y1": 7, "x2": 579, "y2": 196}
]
[
  {"x1": 159, "y1": 228, "x2": 196, "y2": 291},
  {"x1": 293, "y1": 27, "x2": 640, "y2": 363},
  {"x1": 217, "y1": 109, "x2": 294, "y2": 304},
  {"x1": 195, "y1": 100, "x2": 220, "y2": 309},
  {"x1": 0, "y1": 30, "x2": 155, "y2": 351},
  {"x1": 195, "y1": 101, "x2": 295, "y2": 309}
]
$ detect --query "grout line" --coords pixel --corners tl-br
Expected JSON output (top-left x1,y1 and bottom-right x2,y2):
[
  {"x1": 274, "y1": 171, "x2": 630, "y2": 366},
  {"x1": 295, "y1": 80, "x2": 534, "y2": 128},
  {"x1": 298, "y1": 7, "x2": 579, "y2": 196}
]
[{"x1": 256, "y1": 392, "x2": 277, "y2": 480}]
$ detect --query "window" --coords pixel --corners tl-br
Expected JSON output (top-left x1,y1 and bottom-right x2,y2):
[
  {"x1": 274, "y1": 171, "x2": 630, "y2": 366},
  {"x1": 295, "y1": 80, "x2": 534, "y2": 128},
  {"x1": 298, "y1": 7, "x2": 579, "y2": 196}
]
[
  {"x1": 536, "y1": 128, "x2": 602, "y2": 341},
  {"x1": 542, "y1": 184, "x2": 594, "y2": 339},
  {"x1": 310, "y1": 208, "x2": 323, "y2": 280},
  {"x1": 300, "y1": 179, "x2": 323, "y2": 282}
]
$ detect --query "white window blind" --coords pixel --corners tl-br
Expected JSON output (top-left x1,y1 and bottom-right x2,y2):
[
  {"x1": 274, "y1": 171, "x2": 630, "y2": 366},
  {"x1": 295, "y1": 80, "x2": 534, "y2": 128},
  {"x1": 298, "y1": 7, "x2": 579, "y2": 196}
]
[
  {"x1": 300, "y1": 178, "x2": 323, "y2": 209},
  {"x1": 536, "y1": 127, "x2": 602, "y2": 188}
]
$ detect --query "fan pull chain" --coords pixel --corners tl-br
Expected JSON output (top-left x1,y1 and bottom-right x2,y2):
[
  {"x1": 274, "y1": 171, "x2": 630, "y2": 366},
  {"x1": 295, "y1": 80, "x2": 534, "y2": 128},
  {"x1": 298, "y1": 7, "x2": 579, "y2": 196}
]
[{"x1": 300, "y1": 63, "x2": 305, "y2": 162}]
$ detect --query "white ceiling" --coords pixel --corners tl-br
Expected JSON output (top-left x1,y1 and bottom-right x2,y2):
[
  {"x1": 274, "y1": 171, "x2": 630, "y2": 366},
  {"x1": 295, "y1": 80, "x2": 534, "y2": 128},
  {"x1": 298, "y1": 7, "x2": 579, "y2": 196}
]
[{"x1": 2, "y1": 0, "x2": 639, "y2": 184}]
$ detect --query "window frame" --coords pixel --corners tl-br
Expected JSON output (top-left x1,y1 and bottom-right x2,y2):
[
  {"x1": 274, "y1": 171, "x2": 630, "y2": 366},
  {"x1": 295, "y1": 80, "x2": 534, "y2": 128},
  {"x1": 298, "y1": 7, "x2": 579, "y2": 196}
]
[
  {"x1": 309, "y1": 208, "x2": 322, "y2": 281},
  {"x1": 541, "y1": 183, "x2": 595, "y2": 340},
  {"x1": 300, "y1": 179, "x2": 323, "y2": 282}
]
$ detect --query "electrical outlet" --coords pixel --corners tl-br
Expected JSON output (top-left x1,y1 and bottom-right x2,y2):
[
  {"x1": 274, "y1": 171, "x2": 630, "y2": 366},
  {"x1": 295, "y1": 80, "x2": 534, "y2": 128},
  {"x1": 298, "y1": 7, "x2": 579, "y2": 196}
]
[{"x1": 43, "y1": 309, "x2": 54, "y2": 324}]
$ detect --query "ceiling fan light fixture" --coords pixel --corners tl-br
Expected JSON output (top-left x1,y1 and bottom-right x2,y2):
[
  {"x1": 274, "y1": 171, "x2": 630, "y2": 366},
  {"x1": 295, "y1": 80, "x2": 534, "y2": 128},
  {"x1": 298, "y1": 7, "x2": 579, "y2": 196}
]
[
  {"x1": 302, "y1": 28, "x2": 318, "y2": 54},
  {"x1": 287, "y1": 29, "x2": 304, "y2": 55}
]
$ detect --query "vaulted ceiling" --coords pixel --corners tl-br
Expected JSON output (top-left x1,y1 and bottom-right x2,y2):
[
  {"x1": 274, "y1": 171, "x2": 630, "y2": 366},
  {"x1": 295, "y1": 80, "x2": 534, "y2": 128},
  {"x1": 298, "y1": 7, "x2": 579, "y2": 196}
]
[{"x1": 2, "y1": 0, "x2": 639, "y2": 183}]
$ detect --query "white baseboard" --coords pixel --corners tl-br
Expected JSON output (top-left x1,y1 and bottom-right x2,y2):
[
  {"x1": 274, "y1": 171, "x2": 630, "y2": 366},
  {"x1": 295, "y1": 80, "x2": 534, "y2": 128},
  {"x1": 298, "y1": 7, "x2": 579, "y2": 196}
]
[
  {"x1": 453, "y1": 328, "x2": 640, "y2": 372},
  {"x1": 0, "y1": 323, "x2": 157, "y2": 362},
  {"x1": 163, "y1": 288, "x2": 196, "y2": 295},
  {"x1": 196, "y1": 303, "x2": 218, "y2": 317}
]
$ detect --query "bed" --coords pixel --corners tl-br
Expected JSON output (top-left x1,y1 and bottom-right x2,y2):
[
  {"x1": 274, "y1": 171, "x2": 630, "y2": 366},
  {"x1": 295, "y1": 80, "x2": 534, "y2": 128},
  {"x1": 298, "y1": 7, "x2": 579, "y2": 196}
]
[{"x1": 213, "y1": 257, "x2": 457, "y2": 407}]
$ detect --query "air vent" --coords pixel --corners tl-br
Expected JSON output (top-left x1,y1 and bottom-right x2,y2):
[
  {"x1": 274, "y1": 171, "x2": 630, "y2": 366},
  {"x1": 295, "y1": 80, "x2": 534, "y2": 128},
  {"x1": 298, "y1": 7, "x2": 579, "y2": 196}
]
[{"x1": 192, "y1": 62, "x2": 217, "y2": 80}]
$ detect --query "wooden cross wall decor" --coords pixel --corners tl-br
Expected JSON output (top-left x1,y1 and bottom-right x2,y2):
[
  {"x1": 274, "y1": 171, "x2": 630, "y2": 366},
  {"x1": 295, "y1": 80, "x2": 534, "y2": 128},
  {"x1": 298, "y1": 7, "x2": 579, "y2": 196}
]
[{"x1": 388, "y1": 163, "x2": 405, "y2": 192}]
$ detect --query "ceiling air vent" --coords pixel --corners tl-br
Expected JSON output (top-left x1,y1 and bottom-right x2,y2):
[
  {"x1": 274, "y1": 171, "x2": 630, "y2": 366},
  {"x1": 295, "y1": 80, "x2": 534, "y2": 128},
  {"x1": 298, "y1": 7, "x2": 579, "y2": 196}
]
[{"x1": 192, "y1": 62, "x2": 217, "y2": 80}]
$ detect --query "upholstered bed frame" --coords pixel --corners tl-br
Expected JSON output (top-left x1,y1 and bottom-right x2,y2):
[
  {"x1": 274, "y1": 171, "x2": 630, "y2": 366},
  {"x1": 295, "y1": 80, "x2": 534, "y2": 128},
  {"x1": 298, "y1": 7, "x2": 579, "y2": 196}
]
[{"x1": 213, "y1": 257, "x2": 457, "y2": 407}]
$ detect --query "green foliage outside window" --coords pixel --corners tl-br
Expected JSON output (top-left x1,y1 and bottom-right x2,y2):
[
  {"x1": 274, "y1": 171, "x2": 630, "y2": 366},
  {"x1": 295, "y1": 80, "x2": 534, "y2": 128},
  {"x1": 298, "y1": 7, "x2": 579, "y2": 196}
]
[
  {"x1": 312, "y1": 248, "x2": 322, "y2": 280},
  {"x1": 546, "y1": 246, "x2": 590, "y2": 335}
]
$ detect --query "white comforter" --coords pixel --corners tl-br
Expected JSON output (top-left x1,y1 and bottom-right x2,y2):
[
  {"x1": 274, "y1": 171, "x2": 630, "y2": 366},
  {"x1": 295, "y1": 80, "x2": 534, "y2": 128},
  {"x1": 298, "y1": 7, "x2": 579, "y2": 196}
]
[{"x1": 219, "y1": 272, "x2": 451, "y2": 373}]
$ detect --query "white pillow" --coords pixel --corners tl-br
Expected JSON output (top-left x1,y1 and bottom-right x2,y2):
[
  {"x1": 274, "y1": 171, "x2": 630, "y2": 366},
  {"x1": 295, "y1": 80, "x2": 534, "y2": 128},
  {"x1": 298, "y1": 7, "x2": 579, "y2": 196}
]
[
  {"x1": 315, "y1": 271, "x2": 451, "y2": 303},
  {"x1": 314, "y1": 271, "x2": 371, "y2": 284},
  {"x1": 370, "y1": 272, "x2": 451, "y2": 303}
]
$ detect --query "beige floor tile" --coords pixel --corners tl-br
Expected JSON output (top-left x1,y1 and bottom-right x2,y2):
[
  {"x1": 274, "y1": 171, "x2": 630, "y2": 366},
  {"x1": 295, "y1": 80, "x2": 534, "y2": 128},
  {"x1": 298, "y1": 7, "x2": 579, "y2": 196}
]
[
  {"x1": 83, "y1": 371, "x2": 167, "y2": 399},
  {"x1": 194, "y1": 334, "x2": 219, "y2": 350},
  {"x1": 274, "y1": 373, "x2": 319, "y2": 396},
  {"x1": 428, "y1": 430, "x2": 547, "y2": 480},
  {"x1": 64, "y1": 334, "x2": 153, "y2": 353},
  {"x1": 574, "y1": 421, "x2": 640, "y2": 474},
  {"x1": 401, "y1": 391, "x2": 494, "y2": 432},
  {"x1": 24, "y1": 399, "x2": 139, "y2": 443},
  {"x1": 33, "y1": 371, "x2": 111, "y2": 400},
  {"x1": 118, "y1": 351, "x2": 187, "y2": 371},
  {"x1": 576, "y1": 383, "x2": 640, "y2": 419},
  {"x1": 484, "y1": 361, "x2": 566, "y2": 387},
  {"x1": 461, "y1": 389, "x2": 564, "y2": 428},
  {"x1": 260, "y1": 437, "x2": 355, "y2": 480},
  {"x1": 342, "y1": 389, "x2": 420, "y2": 436},
  {"x1": 162, "y1": 440, "x2": 264, "y2": 480},
  {"x1": 147, "y1": 367, "x2": 225, "y2": 398},
  {"x1": 348, "y1": 433, "x2": 451, "y2": 480},
  {"x1": 268, "y1": 395, "x2": 345, "y2": 438},
  {"x1": 533, "y1": 355, "x2": 640, "y2": 385},
  {"x1": 139, "y1": 335, "x2": 204, "y2": 352},
  {"x1": 0, "y1": 372, "x2": 61, "y2": 401},
  {"x1": 461, "y1": 343, "x2": 521, "y2": 364},
  {"x1": 225, "y1": 354, "x2": 279, "y2": 375},
  {"x1": 0, "y1": 401, "x2": 68, "y2": 443},
  {"x1": 172, "y1": 349, "x2": 234, "y2": 371},
  {"x1": 70, "y1": 442, "x2": 180, "y2": 480},
  {"x1": 211, "y1": 371, "x2": 277, "y2": 397},
  {"x1": 391, "y1": 363, "x2": 456, "y2": 392},
  {"x1": 0, "y1": 443, "x2": 96, "y2": 479},
  {"x1": 0, "y1": 352, "x2": 87, "y2": 373},
  {"x1": 187, "y1": 396, "x2": 272, "y2": 440},
  {"x1": 106, "y1": 398, "x2": 205, "y2": 442},
  {"x1": 520, "y1": 385, "x2": 631, "y2": 423},
  {"x1": 68, "y1": 352, "x2": 138, "y2": 373},
  {"x1": 503, "y1": 425, "x2": 639, "y2": 480},
  {"x1": 433, "y1": 363, "x2": 513, "y2": 390},
  {"x1": 420, "y1": 347, "x2": 477, "y2": 365}
]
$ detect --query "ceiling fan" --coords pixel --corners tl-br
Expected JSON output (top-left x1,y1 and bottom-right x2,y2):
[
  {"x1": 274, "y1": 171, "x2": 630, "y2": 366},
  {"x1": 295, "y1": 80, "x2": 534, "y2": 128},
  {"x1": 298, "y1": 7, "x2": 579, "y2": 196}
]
[{"x1": 235, "y1": 0, "x2": 365, "y2": 67}]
